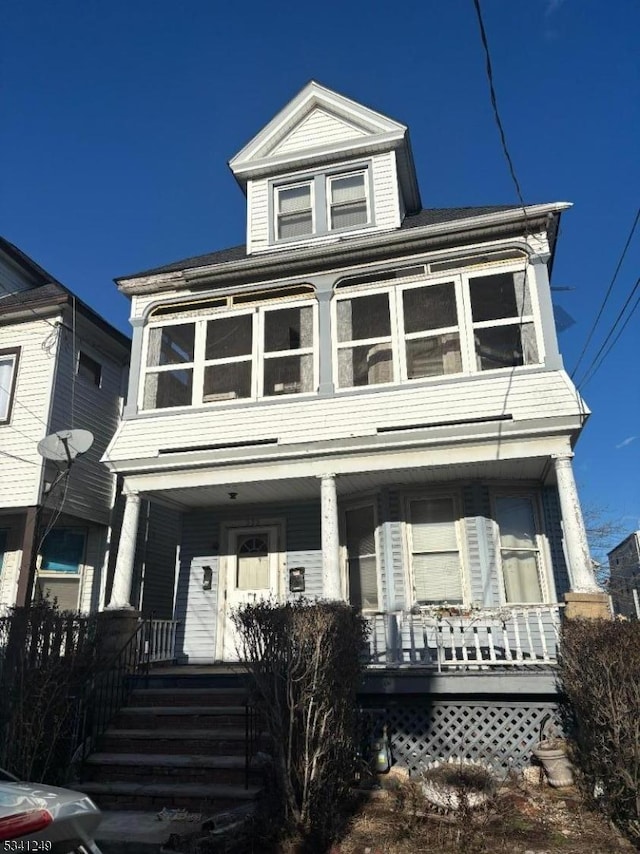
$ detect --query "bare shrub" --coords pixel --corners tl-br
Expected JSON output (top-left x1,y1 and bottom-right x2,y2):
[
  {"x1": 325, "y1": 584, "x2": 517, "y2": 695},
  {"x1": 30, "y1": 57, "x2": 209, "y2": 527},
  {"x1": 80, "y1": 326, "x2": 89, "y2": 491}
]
[
  {"x1": 232, "y1": 599, "x2": 368, "y2": 851},
  {"x1": 559, "y1": 618, "x2": 640, "y2": 845}
]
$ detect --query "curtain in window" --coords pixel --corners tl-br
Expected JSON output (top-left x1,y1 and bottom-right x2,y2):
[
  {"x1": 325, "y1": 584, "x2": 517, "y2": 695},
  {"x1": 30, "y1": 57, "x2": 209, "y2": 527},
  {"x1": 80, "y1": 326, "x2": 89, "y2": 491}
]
[
  {"x1": 345, "y1": 506, "x2": 379, "y2": 610},
  {"x1": 410, "y1": 498, "x2": 463, "y2": 603},
  {"x1": 495, "y1": 496, "x2": 543, "y2": 603}
]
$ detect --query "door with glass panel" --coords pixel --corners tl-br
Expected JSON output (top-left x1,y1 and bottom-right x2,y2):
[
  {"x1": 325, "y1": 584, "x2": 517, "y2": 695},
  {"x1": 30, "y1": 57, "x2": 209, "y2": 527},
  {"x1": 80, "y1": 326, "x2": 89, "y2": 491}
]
[
  {"x1": 221, "y1": 526, "x2": 280, "y2": 661},
  {"x1": 494, "y1": 496, "x2": 544, "y2": 603},
  {"x1": 408, "y1": 496, "x2": 464, "y2": 605}
]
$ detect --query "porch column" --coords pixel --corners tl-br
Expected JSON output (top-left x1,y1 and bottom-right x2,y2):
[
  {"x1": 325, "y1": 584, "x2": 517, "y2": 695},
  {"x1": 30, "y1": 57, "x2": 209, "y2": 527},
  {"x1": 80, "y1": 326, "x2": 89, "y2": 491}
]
[
  {"x1": 107, "y1": 489, "x2": 141, "y2": 609},
  {"x1": 320, "y1": 473, "x2": 342, "y2": 600},
  {"x1": 553, "y1": 454, "x2": 599, "y2": 592}
]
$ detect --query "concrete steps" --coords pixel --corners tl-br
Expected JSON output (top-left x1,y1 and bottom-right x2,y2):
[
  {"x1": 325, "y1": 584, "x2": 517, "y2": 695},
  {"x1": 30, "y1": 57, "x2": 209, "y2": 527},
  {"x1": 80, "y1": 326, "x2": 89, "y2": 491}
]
[{"x1": 80, "y1": 678, "x2": 264, "y2": 812}]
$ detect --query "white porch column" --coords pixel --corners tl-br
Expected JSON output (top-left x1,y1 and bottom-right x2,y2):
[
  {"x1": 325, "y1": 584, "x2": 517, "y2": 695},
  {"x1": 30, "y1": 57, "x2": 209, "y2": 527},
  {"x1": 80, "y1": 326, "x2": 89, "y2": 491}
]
[
  {"x1": 320, "y1": 473, "x2": 342, "y2": 600},
  {"x1": 553, "y1": 454, "x2": 599, "y2": 592},
  {"x1": 107, "y1": 490, "x2": 141, "y2": 609}
]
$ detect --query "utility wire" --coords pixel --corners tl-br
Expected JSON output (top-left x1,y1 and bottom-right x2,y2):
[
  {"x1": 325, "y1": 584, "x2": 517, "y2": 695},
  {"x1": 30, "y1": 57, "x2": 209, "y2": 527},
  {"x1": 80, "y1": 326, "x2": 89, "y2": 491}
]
[
  {"x1": 577, "y1": 275, "x2": 640, "y2": 389},
  {"x1": 571, "y1": 206, "x2": 640, "y2": 380},
  {"x1": 472, "y1": 0, "x2": 528, "y2": 221}
]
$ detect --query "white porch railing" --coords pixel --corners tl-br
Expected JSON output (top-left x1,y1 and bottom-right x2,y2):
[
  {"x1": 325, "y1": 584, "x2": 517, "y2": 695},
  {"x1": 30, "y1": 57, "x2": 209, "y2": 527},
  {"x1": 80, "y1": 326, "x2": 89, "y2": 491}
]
[
  {"x1": 144, "y1": 618, "x2": 179, "y2": 663},
  {"x1": 364, "y1": 605, "x2": 563, "y2": 670}
]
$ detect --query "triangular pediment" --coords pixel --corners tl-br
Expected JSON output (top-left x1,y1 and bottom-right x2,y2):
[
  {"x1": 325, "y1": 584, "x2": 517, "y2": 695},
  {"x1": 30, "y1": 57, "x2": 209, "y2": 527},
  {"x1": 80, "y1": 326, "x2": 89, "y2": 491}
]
[{"x1": 229, "y1": 81, "x2": 407, "y2": 176}]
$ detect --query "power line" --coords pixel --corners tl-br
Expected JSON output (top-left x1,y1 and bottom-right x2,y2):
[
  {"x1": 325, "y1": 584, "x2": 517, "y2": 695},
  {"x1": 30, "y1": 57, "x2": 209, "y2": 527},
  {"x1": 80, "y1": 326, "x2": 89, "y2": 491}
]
[
  {"x1": 471, "y1": 0, "x2": 528, "y2": 219},
  {"x1": 0, "y1": 448, "x2": 40, "y2": 466},
  {"x1": 0, "y1": 278, "x2": 64, "y2": 334},
  {"x1": 571, "y1": 207, "x2": 640, "y2": 380},
  {"x1": 577, "y1": 275, "x2": 640, "y2": 389}
]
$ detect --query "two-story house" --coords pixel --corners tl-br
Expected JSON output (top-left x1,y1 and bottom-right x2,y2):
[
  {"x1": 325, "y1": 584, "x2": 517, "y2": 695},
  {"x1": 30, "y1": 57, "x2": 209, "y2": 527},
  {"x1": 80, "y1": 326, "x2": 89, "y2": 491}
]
[
  {"x1": 102, "y1": 83, "x2": 603, "y2": 766},
  {"x1": 0, "y1": 237, "x2": 130, "y2": 613}
]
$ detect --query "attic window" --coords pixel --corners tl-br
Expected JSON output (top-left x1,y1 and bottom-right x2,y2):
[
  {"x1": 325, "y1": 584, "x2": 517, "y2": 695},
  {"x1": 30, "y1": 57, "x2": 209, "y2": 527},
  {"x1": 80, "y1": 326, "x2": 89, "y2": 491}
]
[
  {"x1": 77, "y1": 352, "x2": 102, "y2": 387},
  {"x1": 276, "y1": 183, "x2": 313, "y2": 239},
  {"x1": 328, "y1": 172, "x2": 368, "y2": 230}
]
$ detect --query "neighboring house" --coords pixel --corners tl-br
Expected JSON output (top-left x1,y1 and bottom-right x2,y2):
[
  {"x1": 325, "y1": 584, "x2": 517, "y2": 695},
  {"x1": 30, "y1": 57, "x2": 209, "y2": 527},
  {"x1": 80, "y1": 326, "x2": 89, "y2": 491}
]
[
  {"x1": 104, "y1": 81, "x2": 600, "y2": 691},
  {"x1": 608, "y1": 531, "x2": 640, "y2": 617},
  {"x1": 0, "y1": 237, "x2": 130, "y2": 613}
]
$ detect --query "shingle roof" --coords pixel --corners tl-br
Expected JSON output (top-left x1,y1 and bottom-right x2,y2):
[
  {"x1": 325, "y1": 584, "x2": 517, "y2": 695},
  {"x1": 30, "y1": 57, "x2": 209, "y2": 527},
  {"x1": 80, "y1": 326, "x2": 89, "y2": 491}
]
[{"x1": 118, "y1": 205, "x2": 523, "y2": 280}]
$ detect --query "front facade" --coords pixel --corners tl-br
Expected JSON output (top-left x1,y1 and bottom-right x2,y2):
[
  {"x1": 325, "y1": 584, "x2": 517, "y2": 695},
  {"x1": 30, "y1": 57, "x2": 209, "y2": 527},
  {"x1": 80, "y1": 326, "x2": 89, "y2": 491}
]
[
  {"x1": 608, "y1": 531, "x2": 640, "y2": 617},
  {"x1": 0, "y1": 238, "x2": 130, "y2": 613},
  {"x1": 104, "y1": 82, "x2": 599, "y2": 674}
]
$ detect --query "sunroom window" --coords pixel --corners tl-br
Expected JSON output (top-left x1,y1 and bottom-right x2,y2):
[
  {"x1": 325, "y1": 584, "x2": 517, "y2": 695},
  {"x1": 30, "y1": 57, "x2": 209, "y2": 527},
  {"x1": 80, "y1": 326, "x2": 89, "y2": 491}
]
[
  {"x1": 328, "y1": 172, "x2": 368, "y2": 230},
  {"x1": 142, "y1": 295, "x2": 316, "y2": 409},
  {"x1": 336, "y1": 292, "x2": 393, "y2": 386},
  {"x1": 408, "y1": 496, "x2": 464, "y2": 604},
  {"x1": 402, "y1": 282, "x2": 462, "y2": 379},
  {"x1": 470, "y1": 271, "x2": 539, "y2": 371},
  {"x1": 494, "y1": 495, "x2": 544, "y2": 603}
]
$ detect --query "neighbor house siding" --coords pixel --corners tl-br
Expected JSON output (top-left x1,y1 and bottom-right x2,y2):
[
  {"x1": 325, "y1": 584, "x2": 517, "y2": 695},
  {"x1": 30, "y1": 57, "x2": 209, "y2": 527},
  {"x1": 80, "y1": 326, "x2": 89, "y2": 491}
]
[
  {"x1": 0, "y1": 515, "x2": 25, "y2": 609},
  {"x1": 0, "y1": 318, "x2": 57, "y2": 507},
  {"x1": 48, "y1": 322, "x2": 125, "y2": 525}
]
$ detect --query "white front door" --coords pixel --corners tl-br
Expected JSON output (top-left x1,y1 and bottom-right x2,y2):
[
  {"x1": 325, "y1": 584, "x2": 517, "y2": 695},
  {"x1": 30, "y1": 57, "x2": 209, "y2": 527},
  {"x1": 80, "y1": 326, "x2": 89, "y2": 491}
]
[{"x1": 219, "y1": 525, "x2": 280, "y2": 661}]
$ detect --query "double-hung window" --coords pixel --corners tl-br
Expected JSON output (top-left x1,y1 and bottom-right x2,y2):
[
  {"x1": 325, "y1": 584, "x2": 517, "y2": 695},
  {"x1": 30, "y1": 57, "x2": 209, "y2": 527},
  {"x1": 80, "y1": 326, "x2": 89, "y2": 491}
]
[
  {"x1": 494, "y1": 495, "x2": 545, "y2": 603},
  {"x1": 407, "y1": 495, "x2": 464, "y2": 604},
  {"x1": 328, "y1": 172, "x2": 368, "y2": 231},
  {"x1": 276, "y1": 183, "x2": 314, "y2": 240},
  {"x1": 336, "y1": 291, "x2": 395, "y2": 387},
  {"x1": 0, "y1": 348, "x2": 20, "y2": 423},
  {"x1": 142, "y1": 296, "x2": 317, "y2": 409},
  {"x1": 400, "y1": 280, "x2": 463, "y2": 379}
]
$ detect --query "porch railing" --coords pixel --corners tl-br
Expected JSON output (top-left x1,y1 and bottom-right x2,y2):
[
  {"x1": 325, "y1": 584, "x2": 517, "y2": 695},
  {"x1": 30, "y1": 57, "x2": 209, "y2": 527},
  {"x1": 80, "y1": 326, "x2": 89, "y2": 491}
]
[
  {"x1": 364, "y1": 605, "x2": 563, "y2": 670},
  {"x1": 145, "y1": 618, "x2": 179, "y2": 663}
]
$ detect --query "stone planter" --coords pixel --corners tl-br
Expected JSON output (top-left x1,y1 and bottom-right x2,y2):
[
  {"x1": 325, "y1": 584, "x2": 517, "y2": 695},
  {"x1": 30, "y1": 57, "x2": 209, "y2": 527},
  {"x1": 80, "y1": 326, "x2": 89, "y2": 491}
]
[{"x1": 532, "y1": 740, "x2": 574, "y2": 787}]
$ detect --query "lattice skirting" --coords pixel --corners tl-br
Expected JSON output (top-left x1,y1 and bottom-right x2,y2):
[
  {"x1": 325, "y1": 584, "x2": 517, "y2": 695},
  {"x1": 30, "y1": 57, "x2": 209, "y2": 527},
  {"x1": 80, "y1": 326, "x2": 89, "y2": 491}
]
[{"x1": 359, "y1": 700, "x2": 563, "y2": 773}]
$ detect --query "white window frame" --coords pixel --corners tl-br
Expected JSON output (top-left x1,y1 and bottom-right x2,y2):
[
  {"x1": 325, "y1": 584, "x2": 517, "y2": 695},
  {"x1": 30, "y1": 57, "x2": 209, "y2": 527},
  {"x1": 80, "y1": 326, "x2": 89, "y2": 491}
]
[
  {"x1": 403, "y1": 490, "x2": 469, "y2": 607},
  {"x1": 332, "y1": 262, "x2": 543, "y2": 391},
  {"x1": 140, "y1": 297, "x2": 318, "y2": 411},
  {"x1": 275, "y1": 180, "x2": 315, "y2": 241},
  {"x1": 341, "y1": 499, "x2": 383, "y2": 613},
  {"x1": 326, "y1": 170, "x2": 370, "y2": 233},
  {"x1": 0, "y1": 348, "x2": 20, "y2": 424},
  {"x1": 490, "y1": 490, "x2": 554, "y2": 605}
]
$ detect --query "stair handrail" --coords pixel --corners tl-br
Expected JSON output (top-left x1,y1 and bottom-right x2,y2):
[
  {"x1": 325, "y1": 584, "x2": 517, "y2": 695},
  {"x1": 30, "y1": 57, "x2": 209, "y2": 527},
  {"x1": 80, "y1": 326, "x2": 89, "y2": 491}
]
[{"x1": 70, "y1": 619, "x2": 151, "y2": 773}]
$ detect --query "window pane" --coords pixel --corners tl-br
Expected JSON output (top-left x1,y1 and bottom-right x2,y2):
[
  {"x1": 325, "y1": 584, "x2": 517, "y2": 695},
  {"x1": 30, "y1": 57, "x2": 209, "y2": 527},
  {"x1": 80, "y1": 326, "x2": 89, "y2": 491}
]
[
  {"x1": 0, "y1": 357, "x2": 15, "y2": 420},
  {"x1": 331, "y1": 202, "x2": 368, "y2": 230},
  {"x1": 495, "y1": 497, "x2": 537, "y2": 549},
  {"x1": 236, "y1": 533, "x2": 270, "y2": 590},
  {"x1": 406, "y1": 334, "x2": 462, "y2": 378},
  {"x1": 413, "y1": 552, "x2": 463, "y2": 603},
  {"x1": 264, "y1": 354, "x2": 313, "y2": 395},
  {"x1": 346, "y1": 506, "x2": 378, "y2": 610},
  {"x1": 206, "y1": 315, "x2": 253, "y2": 360},
  {"x1": 346, "y1": 506, "x2": 376, "y2": 556},
  {"x1": 474, "y1": 324, "x2": 538, "y2": 371},
  {"x1": 411, "y1": 498, "x2": 458, "y2": 550},
  {"x1": 204, "y1": 363, "x2": 252, "y2": 401},
  {"x1": 337, "y1": 293, "x2": 391, "y2": 341},
  {"x1": 331, "y1": 174, "x2": 365, "y2": 204},
  {"x1": 279, "y1": 185, "x2": 311, "y2": 213},
  {"x1": 403, "y1": 283, "x2": 457, "y2": 333},
  {"x1": 278, "y1": 212, "x2": 313, "y2": 239},
  {"x1": 264, "y1": 306, "x2": 313, "y2": 352},
  {"x1": 144, "y1": 369, "x2": 193, "y2": 408},
  {"x1": 469, "y1": 272, "x2": 531, "y2": 322},
  {"x1": 501, "y1": 550, "x2": 542, "y2": 602},
  {"x1": 147, "y1": 325, "x2": 194, "y2": 367},
  {"x1": 41, "y1": 530, "x2": 85, "y2": 573},
  {"x1": 338, "y1": 344, "x2": 393, "y2": 387}
]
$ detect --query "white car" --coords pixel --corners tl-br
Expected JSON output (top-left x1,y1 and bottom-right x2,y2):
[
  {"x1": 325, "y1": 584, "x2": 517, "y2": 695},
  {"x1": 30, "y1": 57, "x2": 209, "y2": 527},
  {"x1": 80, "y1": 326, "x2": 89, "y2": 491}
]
[{"x1": 0, "y1": 768, "x2": 102, "y2": 854}]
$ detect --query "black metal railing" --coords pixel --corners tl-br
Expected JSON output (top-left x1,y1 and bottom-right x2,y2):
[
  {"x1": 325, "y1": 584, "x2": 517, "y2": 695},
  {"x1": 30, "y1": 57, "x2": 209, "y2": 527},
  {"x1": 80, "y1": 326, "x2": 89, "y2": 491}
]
[
  {"x1": 245, "y1": 699, "x2": 260, "y2": 790},
  {"x1": 72, "y1": 620, "x2": 151, "y2": 767}
]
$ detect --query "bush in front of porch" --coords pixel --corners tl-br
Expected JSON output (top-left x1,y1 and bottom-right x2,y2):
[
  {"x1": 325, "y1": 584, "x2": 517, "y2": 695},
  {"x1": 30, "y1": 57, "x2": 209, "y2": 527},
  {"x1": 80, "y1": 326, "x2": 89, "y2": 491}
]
[
  {"x1": 559, "y1": 618, "x2": 640, "y2": 846},
  {"x1": 232, "y1": 599, "x2": 368, "y2": 852}
]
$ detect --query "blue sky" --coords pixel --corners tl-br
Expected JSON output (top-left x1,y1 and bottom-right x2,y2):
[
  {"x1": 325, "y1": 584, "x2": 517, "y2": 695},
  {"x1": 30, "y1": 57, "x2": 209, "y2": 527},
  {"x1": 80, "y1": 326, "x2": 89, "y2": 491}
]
[{"x1": 1, "y1": 0, "x2": 638, "y2": 549}]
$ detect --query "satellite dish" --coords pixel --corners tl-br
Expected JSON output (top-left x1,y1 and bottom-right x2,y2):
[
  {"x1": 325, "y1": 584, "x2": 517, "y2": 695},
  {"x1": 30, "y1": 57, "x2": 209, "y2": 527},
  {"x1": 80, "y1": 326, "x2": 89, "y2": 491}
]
[{"x1": 37, "y1": 429, "x2": 94, "y2": 462}]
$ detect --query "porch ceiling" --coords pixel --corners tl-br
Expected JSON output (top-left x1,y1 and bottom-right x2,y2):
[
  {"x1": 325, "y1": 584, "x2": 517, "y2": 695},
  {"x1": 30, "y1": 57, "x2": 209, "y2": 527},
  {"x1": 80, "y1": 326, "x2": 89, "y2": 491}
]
[{"x1": 143, "y1": 456, "x2": 551, "y2": 509}]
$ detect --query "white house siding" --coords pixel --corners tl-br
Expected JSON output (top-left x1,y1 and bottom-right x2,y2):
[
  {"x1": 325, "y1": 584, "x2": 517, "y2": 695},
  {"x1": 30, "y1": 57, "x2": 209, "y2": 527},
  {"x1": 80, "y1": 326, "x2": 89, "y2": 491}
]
[
  {"x1": 0, "y1": 514, "x2": 25, "y2": 609},
  {"x1": 48, "y1": 323, "x2": 125, "y2": 526},
  {"x1": 463, "y1": 484, "x2": 501, "y2": 606},
  {"x1": 0, "y1": 318, "x2": 58, "y2": 508},
  {"x1": 270, "y1": 109, "x2": 368, "y2": 157},
  {"x1": 175, "y1": 501, "x2": 323, "y2": 663},
  {"x1": 247, "y1": 151, "x2": 401, "y2": 252},
  {"x1": 137, "y1": 501, "x2": 181, "y2": 619},
  {"x1": 109, "y1": 371, "x2": 582, "y2": 465}
]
